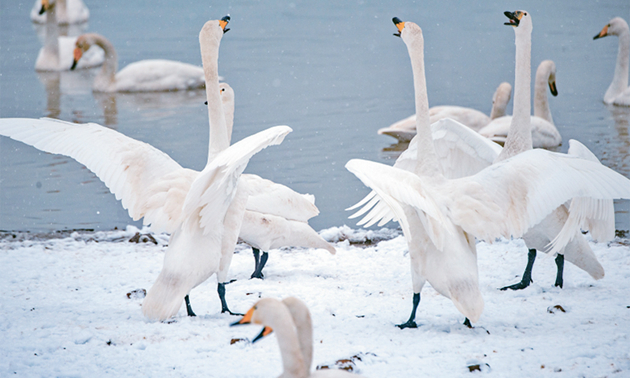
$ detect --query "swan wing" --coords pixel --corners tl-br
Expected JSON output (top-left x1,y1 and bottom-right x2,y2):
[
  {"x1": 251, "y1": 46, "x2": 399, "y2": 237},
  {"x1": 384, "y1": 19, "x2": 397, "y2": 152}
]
[
  {"x1": 546, "y1": 140, "x2": 616, "y2": 254},
  {"x1": 115, "y1": 60, "x2": 205, "y2": 92},
  {"x1": 240, "y1": 174, "x2": 319, "y2": 222},
  {"x1": 182, "y1": 126, "x2": 292, "y2": 234},
  {"x1": 0, "y1": 117, "x2": 193, "y2": 233}
]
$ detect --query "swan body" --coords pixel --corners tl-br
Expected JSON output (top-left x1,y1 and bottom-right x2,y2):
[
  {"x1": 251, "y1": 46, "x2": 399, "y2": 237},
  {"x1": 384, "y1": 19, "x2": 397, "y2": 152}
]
[
  {"x1": 72, "y1": 33, "x2": 205, "y2": 92},
  {"x1": 347, "y1": 14, "x2": 630, "y2": 328},
  {"x1": 35, "y1": 0, "x2": 103, "y2": 71},
  {"x1": 479, "y1": 60, "x2": 561, "y2": 148},
  {"x1": 233, "y1": 297, "x2": 359, "y2": 378},
  {"x1": 594, "y1": 17, "x2": 630, "y2": 106},
  {"x1": 377, "y1": 82, "x2": 512, "y2": 142},
  {"x1": 31, "y1": 0, "x2": 89, "y2": 25}
]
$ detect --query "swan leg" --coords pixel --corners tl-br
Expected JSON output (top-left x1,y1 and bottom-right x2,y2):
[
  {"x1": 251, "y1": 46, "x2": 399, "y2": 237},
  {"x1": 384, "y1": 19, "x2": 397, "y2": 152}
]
[
  {"x1": 250, "y1": 248, "x2": 268, "y2": 279},
  {"x1": 554, "y1": 254, "x2": 564, "y2": 288},
  {"x1": 500, "y1": 249, "x2": 536, "y2": 291},
  {"x1": 463, "y1": 318, "x2": 472, "y2": 328},
  {"x1": 218, "y1": 282, "x2": 243, "y2": 316},
  {"x1": 185, "y1": 295, "x2": 196, "y2": 317},
  {"x1": 397, "y1": 293, "x2": 420, "y2": 329}
]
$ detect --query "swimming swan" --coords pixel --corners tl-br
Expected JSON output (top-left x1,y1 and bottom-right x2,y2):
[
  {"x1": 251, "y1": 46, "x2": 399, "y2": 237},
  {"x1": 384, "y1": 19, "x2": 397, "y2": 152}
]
[
  {"x1": 478, "y1": 60, "x2": 562, "y2": 148},
  {"x1": 30, "y1": 0, "x2": 89, "y2": 25},
  {"x1": 232, "y1": 297, "x2": 360, "y2": 377},
  {"x1": 218, "y1": 84, "x2": 335, "y2": 280},
  {"x1": 594, "y1": 17, "x2": 630, "y2": 107},
  {"x1": 0, "y1": 18, "x2": 293, "y2": 321},
  {"x1": 35, "y1": 0, "x2": 103, "y2": 71},
  {"x1": 71, "y1": 33, "x2": 206, "y2": 92},
  {"x1": 346, "y1": 14, "x2": 630, "y2": 329},
  {"x1": 377, "y1": 82, "x2": 512, "y2": 142}
]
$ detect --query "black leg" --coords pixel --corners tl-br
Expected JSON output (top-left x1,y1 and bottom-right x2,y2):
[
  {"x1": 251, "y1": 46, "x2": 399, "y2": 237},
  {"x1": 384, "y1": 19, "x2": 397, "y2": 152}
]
[
  {"x1": 463, "y1": 318, "x2": 472, "y2": 328},
  {"x1": 252, "y1": 248, "x2": 260, "y2": 272},
  {"x1": 500, "y1": 249, "x2": 536, "y2": 291},
  {"x1": 250, "y1": 249, "x2": 268, "y2": 279},
  {"x1": 554, "y1": 253, "x2": 564, "y2": 288},
  {"x1": 185, "y1": 295, "x2": 196, "y2": 317},
  {"x1": 218, "y1": 282, "x2": 243, "y2": 316},
  {"x1": 397, "y1": 293, "x2": 420, "y2": 329}
]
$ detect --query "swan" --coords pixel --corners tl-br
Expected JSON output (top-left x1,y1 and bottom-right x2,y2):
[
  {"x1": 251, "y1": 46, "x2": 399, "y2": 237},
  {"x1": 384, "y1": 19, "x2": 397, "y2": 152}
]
[
  {"x1": 232, "y1": 297, "x2": 359, "y2": 377},
  {"x1": 217, "y1": 84, "x2": 335, "y2": 280},
  {"x1": 71, "y1": 33, "x2": 206, "y2": 92},
  {"x1": 594, "y1": 17, "x2": 630, "y2": 107},
  {"x1": 30, "y1": 0, "x2": 89, "y2": 25},
  {"x1": 35, "y1": 0, "x2": 103, "y2": 71},
  {"x1": 345, "y1": 14, "x2": 630, "y2": 329},
  {"x1": 377, "y1": 82, "x2": 512, "y2": 142},
  {"x1": 0, "y1": 17, "x2": 293, "y2": 321},
  {"x1": 478, "y1": 60, "x2": 562, "y2": 148}
]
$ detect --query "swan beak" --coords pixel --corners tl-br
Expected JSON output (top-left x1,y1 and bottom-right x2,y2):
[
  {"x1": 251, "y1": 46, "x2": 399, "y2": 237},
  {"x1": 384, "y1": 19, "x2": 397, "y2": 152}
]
[
  {"x1": 38, "y1": 0, "x2": 49, "y2": 14},
  {"x1": 220, "y1": 15, "x2": 230, "y2": 34},
  {"x1": 593, "y1": 24, "x2": 608, "y2": 40},
  {"x1": 230, "y1": 306, "x2": 254, "y2": 326},
  {"x1": 504, "y1": 11, "x2": 523, "y2": 27},
  {"x1": 71, "y1": 47, "x2": 82, "y2": 71},
  {"x1": 392, "y1": 17, "x2": 404, "y2": 37},
  {"x1": 252, "y1": 326, "x2": 273, "y2": 343},
  {"x1": 549, "y1": 81, "x2": 558, "y2": 97}
]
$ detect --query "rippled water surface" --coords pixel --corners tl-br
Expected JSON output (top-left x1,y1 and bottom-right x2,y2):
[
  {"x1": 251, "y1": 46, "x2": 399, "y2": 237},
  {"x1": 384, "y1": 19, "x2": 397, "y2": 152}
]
[{"x1": 1, "y1": 0, "x2": 629, "y2": 232}]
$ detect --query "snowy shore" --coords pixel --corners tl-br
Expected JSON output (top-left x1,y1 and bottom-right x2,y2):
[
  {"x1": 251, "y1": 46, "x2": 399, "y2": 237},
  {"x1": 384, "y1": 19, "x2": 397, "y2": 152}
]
[{"x1": 1, "y1": 225, "x2": 628, "y2": 377}]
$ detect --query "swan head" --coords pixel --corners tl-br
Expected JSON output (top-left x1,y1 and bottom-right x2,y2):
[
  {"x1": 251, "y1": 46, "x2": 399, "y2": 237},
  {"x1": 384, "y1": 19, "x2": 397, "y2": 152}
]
[
  {"x1": 71, "y1": 34, "x2": 92, "y2": 70},
  {"x1": 38, "y1": 0, "x2": 54, "y2": 15},
  {"x1": 538, "y1": 60, "x2": 558, "y2": 97},
  {"x1": 594, "y1": 17, "x2": 629, "y2": 39},
  {"x1": 219, "y1": 82, "x2": 234, "y2": 106},
  {"x1": 231, "y1": 298, "x2": 297, "y2": 343},
  {"x1": 392, "y1": 17, "x2": 423, "y2": 45},
  {"x1": 504, "y1": 10, "x2": 532, "y2": 33}
]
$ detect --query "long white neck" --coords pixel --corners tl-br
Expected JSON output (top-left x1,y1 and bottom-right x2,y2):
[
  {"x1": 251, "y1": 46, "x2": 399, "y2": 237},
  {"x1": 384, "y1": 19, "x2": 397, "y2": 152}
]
[
  {"x1": 273, "y1": 311, "x2": 308, "y2": 378},
  {"x1": 56, "y1": 0, "x2": 68, "y2": 23},
  {"x1": 533, "y1": 62, "x2": 553, "y2": 123},
  {"x1": 404, "y1": 28, "x2": 440, "y2": 177},
  {"x1": 199, "y1": 24, "x2": 229, "y2": 164},
  {"x1": 88, "y1": 34, "x2": 118, "y2": 92},
  {"x1": 283, "y1": 298, "x2": 313, "y2": 373},
  {"x1": 496, "y1": 23, "x2": 532, "y2": 162},
  {"x1": 605, "y1": 27, "x2": 630, "y2": 103},
  {"x1": 43, "y1": 3, "x2": 60, "y2": 64}
]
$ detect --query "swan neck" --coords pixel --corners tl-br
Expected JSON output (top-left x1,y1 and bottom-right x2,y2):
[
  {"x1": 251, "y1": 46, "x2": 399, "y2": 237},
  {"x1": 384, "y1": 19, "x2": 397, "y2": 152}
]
[
  {"x1": 56, "y1": 0, "x2": 67, "y2": 22},
  {"x1": 406, "y1": 34, "x2": 440, "y2": 177},
  {"x1": 44, "y1": 4, "x2": 59, "y2": 54},
  {"x1": 497, "y1": 26, "x2": 532, "y2": 162},
  {"x1": 200, "y1": 32, "x2": 229, "y2": 164},
  {"x1": 90, "y1": 34, "x2": 118, "y2": 91},
  {"x1": 533, "y1": 65, "x2": 553, "y2": 123},
  {"x1": 273, "y1": 313, "x2": 309, "y2": 378},
  {"x1": 605, "y1": 30, "x2": 630, "y2": 103}
]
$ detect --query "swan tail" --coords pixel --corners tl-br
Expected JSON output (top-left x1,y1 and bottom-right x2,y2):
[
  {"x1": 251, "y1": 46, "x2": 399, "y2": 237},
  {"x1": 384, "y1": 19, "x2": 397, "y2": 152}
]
[
  {"x1": 559, "y1": 233, "x2": 605, "y2": 280},
  {"x1": 449, "y1": 279, "x2": 485, "y2": 323},
  {"x1": 142, "y1": 271, "x2": 190, "y2": 321}
]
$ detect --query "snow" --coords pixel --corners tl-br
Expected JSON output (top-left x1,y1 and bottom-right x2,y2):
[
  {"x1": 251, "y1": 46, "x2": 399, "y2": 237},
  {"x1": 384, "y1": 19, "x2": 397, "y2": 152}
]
[{"x1": 1, "y1": 225, "x2": 629, "y2": 377}]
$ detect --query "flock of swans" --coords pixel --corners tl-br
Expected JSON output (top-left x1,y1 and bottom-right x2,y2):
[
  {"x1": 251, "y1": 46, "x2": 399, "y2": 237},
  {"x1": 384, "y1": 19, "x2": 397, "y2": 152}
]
[{"x1": 1, "y1": 2, "x2": 630, "y2": 376}]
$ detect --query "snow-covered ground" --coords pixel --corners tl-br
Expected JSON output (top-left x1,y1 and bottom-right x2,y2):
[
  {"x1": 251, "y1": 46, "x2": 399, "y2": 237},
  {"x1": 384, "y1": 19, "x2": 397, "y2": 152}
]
[{"x1": 1, "y1": 225, "x2": 628, "y2": 377}]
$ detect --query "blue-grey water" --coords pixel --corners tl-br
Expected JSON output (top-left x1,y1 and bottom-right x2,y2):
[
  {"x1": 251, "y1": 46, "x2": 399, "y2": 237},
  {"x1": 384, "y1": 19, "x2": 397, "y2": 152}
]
[{"x1": 1, "y1": 0, "x2": 630, "y2": 232}]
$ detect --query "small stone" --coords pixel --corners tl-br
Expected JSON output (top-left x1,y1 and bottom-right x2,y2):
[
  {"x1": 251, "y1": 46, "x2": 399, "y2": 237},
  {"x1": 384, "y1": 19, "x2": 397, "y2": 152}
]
[{"x1": 126, "y1": 289, "x2": 147, "y2": 299}]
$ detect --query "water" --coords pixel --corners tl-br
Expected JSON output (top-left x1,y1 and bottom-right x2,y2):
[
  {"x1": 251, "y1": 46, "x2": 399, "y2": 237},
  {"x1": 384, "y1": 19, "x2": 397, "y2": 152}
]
[{"x1": 1, "y1": 0, "x2": 629, "y2": 232}]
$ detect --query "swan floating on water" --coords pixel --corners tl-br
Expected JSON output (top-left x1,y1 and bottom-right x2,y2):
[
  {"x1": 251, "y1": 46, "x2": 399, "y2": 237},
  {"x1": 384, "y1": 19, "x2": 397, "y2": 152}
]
[
  {"x1": 30, "y1": 0, "x2": 89, "y2": 25},
  {"x1": 594, "y1": 17, "x2": 630, "y2": 107}
]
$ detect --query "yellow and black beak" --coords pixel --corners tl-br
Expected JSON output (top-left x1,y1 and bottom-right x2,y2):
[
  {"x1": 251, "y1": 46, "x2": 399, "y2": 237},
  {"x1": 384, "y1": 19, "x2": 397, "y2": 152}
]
[
  {"x1": 38, "y1": 0, "x2": 49, "y2": 15},
  {"x1": 252, "y1": 326, "x2": 273, "y2": 343},
  {"x1": 230, "y1": 306, "x2": 254, "y2": 326},
  {"x1": 504, "y1": 11, "x2": 523, "y2": 27},
  {"x1": 593, "y1": 24, "x2": 608, "y2": 40},
  {"x1": 392, "y1": 17, "x2": 404, "y2": 37},
  {"x1": 220, "y1": 15, "x2": 230, "y2": 34},
  {"x1": 70, "y1": 47, "x2": 82, "y2": 70},
  {"x1": 549, "y1": 81, "x2": 558, "y2": 97}
]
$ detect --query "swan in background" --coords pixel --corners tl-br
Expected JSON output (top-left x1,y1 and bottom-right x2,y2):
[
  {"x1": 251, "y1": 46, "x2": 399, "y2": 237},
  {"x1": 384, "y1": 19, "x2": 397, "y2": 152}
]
[
  {"x1": 346, "y1": 14, "x2": 630, "y2": 329},
  {"x1": 0, "y1": 18, "x2": 293, "y2": 322},
  {"x1": 71, "y1": 33, "x2": 206, "y2": 92},
  {"x1": 479, "y1": 60, "x2": 562, "y2": 148},
  {"x1": 35, "y1": 0, "x2": 103, "y2": 71},
  {"x1": 232, "y1": 297, "x2": 360, "y2": 377},
  {"x1": 31, "y1": 0, "x2": 89, "y2": 25},
  {"x1": 218, "y1": 83, "x2": 335, "y2": 280},
  {"x1": 594, "y1": 17, "x2": 630, "y2": 107},
  {"x1": 377, "y1": 81, "x2": 512, "y2": 142}
]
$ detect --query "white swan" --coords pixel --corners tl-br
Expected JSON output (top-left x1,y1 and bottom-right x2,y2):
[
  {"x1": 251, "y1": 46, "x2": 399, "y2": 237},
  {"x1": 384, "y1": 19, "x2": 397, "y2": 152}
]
[
  {"x1": 232, "y1": 297, "x2": 359, "y2": 377},
  {"x1": 217, "y1": 84, "x2": 335, "y2": 279},
  {"x1": 478, "y1": 60, "x2": 562, "y2": 148},
  {"x1": 594, "y1": 17, "x2": 630, "y2": 107},
  {"x1": 71, "y1": 33, "x2": 206, "y2": 92},
  {"x1": 377, "y1": 82, "x2": 512, "y2": 142},
  {"x1": 30, "y1": 0, "x2": 89, "y2": 25},
  {"x1": 35, "y1": 0, "x2": 103, "y2": 71},
  {"x1": 346, "y1": 15, "x2": 630, "y2": 328},
  {"x1": 0, "y1": 18, "x2": 293, "y2": 321}
]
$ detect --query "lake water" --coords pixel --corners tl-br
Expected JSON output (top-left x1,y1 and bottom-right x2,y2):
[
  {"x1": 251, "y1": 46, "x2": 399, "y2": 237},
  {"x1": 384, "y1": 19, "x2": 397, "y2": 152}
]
[{"x1": 1, "y1": 0, "x2": 630, "y2": 232}]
